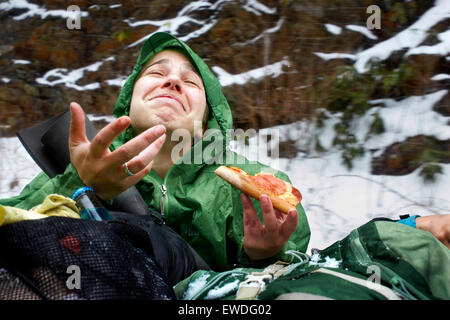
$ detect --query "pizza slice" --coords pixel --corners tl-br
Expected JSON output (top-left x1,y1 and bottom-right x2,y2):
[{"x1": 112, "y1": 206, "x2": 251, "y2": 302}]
[{"x1": 214, "y1": 166, "x2": 302, "y2": 213}]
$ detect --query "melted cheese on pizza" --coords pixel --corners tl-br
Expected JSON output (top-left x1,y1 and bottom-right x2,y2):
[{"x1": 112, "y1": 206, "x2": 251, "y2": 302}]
[
  {"x1": 227, "y1": 167, "x2": 302, "y2": 205},
  {"x1": 278, "y1": 181, "x2": 302, "y2": 206}
]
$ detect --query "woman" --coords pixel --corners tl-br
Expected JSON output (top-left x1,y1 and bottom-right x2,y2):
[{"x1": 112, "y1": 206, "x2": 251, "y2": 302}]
[{"x1": 1, "y1": 32, "x2": 311, "y2": 271}]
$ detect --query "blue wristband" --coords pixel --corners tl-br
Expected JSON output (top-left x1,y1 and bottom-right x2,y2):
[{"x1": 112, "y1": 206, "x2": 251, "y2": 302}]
[{"x1": 397, "y1": 215, "x2": 420, "y2": 228}]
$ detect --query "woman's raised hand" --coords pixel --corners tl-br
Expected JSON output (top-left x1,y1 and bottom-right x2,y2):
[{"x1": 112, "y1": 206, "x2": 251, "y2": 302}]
[{"x1": 68, "y1": 102, "x2": 166, "y2": 200}]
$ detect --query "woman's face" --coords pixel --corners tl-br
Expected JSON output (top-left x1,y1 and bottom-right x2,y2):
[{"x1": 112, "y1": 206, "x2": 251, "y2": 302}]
[{"x1": 129, "y1": 49, "x2": 207, "y2": 137}]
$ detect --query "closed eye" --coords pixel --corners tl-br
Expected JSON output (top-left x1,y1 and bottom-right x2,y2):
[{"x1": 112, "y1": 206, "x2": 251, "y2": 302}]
[
  {"x1": 148, "y1": 70, "x2": 164, "y2": 76},
  {"x1": 185, "y1": 79, "x2": 199, "y2": 86},
  {"x1": 183, "y1": 74, "x2": 203, "y2": 88},
  {"x1": 142, "y1": 65, "x2": 166, "y2": 77}
]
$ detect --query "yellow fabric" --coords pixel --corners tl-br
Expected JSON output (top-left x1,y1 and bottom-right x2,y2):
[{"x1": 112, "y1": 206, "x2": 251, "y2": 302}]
[{"x1": 0, "y1": 194, "x2": 80, "y2": 226}]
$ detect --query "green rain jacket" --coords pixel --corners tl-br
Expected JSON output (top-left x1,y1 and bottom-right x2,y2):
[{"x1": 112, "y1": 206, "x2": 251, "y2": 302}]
[{"x1": 0, "y1": 32, "x2": 310, "y2": 271}]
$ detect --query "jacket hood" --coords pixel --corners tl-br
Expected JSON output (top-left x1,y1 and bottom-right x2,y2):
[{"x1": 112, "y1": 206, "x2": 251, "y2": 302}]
[{"x1": 111, "y1": 32, "x2": 233, "y2": 148}]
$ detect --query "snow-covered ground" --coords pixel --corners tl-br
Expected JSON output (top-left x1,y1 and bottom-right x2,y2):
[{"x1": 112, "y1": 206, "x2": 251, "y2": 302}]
[{"x1": 0, "y1": 136, "x2": 42, "y2": 199}]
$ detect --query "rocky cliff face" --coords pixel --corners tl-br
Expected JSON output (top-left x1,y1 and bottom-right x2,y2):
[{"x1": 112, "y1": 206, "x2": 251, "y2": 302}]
[{"x1": 0, "y1": 0, "x2": 448, "y2": 175}]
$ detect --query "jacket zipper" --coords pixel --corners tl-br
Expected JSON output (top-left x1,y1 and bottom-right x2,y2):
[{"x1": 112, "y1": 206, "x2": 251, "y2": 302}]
[
  {"x1": 160, "y1": 184, "x2": 167, "y2": 216},
  {"x1": 158, "y1": 161, "x2": 178, "y2": 217}
]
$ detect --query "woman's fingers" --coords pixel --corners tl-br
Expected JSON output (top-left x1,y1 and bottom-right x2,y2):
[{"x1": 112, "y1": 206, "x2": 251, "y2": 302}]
[
  {"x1": 280, "y1": 209, "x2": 298, "y2": 239},
  {"x1": 109, "y1": 124, "x2": 166, "y2": 165},
  {"x1": 241, "y1": 193, "x2": 262, "y2": 230},
  {"x1": 122, "y1": 160, "x2": 154, "y2": 186},
  {"x1": 259, "y1": 195, "x2": 298, "y2": 240},
  {"x1": 121, "y1": 133, "x2": 166, "y2": 176},
  {"x1": 260, "y1": 194, "x2": 278, "y2": 232},
  {"x1": 69, "y1": 102, "x2": 88, "y2": 149},
  {"x1": 90, "y1": 116, "x2": 131, "y2": 158}
]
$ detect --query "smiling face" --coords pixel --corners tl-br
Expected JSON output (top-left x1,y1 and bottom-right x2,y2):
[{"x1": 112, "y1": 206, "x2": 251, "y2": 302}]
[{"x1": 129, "y1": 49, "x2": 207, "y2": 137}]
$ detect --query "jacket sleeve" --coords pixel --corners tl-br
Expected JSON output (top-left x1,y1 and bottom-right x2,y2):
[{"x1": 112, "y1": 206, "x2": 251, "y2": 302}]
[{"x1": 0, "y1": 164, "x2": 85, "y2": 210}]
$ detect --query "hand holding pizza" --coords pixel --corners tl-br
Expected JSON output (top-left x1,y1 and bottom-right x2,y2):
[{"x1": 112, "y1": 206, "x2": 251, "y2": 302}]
[
  {"x1": 214, "y1": 166, "x2": 302, "y2": 260},
  {"x1": 241, "y1": 193, "x2": 299, "y2": 261}
]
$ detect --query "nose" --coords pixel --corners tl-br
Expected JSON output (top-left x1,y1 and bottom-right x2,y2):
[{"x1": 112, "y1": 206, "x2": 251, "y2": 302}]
[{"x1": 162, "y1": 75, "x2": 182, "y2": 93}]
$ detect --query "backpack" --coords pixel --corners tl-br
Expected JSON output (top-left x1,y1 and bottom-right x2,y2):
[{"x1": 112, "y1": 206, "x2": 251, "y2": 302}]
[
  {"x1": 174, "y1": 220, "x2": 450, "y2": 300},
  {"x1": 0, "y1": 209, "x2": 209, "y2": 300}
]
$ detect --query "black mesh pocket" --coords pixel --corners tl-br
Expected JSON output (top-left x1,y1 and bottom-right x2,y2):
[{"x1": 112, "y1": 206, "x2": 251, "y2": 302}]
[{"x1": 0, "y1": 216, "x2": 177, "y2": 300}]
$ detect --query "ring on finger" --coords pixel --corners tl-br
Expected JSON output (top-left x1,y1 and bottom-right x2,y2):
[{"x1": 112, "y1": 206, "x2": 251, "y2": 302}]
[{"x1": 124, "y1": 162, "x2": 134, "y2": 177}]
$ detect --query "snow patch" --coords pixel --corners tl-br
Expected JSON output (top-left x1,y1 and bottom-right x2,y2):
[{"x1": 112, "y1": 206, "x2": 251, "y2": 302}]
[
  {"x1": 0, "y1": 0, "x2": 89, "y2": 20},
  {"x1": 431, "y1": 74, "x2": 450, "y2": 81},
  {"x1": 124, "y1": 0, "x2": 229, "y2": 47},
  {"x1": 12, "y1": 59, "x2": 31, "y2": 65},
  {"x1": 36, "y1": 60, "x2": 107, "y2": 91},
  {"x1": 105, "y1": 76, "x2": 127, "y2": 88},
  {"x1": 314, "y1": 52, "x2": 356, "y2": 61},
  {"x1": 365, "y1": 90, "x2": 450, "y2": 149},
  {"x1": 204, "y1": 279, "x2": 240, "y2": 299},
  {"x1": 182, "y1": 273, "x2": 210, "y2": 300},
  {"x1": 242, "y1": 0, "x2": 276, "y2": 16},
  {"x1": 212, "y1": 59, "x2": 290, "y2": 87},
  {"x1": 0, "y1": 137, "x2": 41, "y2": 199},
  {"x1": 87, "y1": 114, "x2": 116, "y2": 123},
  {"x1": 309, "y1": 253, "x2": 342, "y2": 268},
  {"x1": 234, "y1": 18, "x2": 284, "y2": 46},
  {"x1": 353, "y1": 0, "x2": 450, "y2": 72},
  {"x1": 346, "y1": 25, "x2": 378, "y2": 40},
  {"x1": 407, "y1": 29, "x2": 450, "y2": 57},
  {"x1": 325, "y1": 24, "x2": 342, "y2": 35}
]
